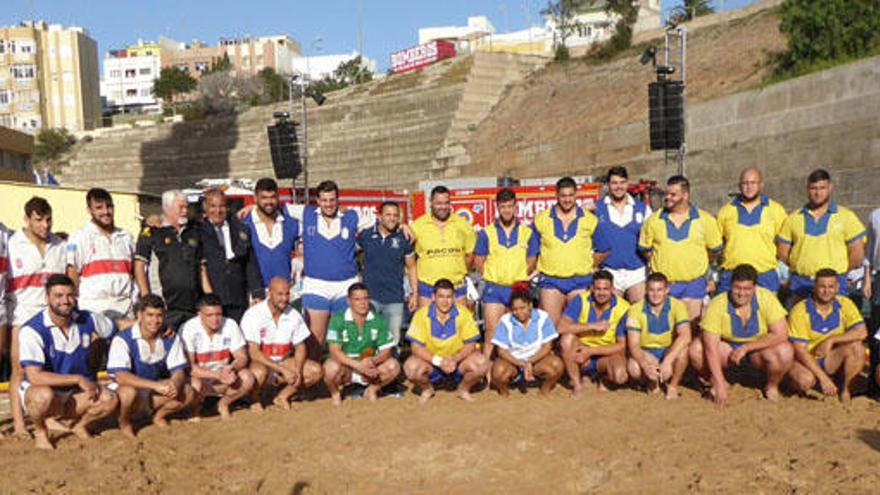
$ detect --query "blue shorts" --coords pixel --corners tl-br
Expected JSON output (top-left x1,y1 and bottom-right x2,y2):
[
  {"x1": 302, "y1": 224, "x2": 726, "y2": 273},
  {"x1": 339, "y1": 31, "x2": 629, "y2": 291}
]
[
  {"x1": 643, "y1": 347, "x2": 668, "y2": 362},
  {"x1": 669, "y1": 278, "x2": 707, "y2": 300},
  {"x1": 789, "y1": 273, "x2": 847, "y2": 298},
  {"x1": 482, "y1": 282, "x2": 513, "y2": 305},
  {"x1": 301, "y1": 293, "x2": 349, "y2": 313},
  {"x1": 580, "y1": 355, "x2": 600, "y2": 375},
  {"x1": 727, "y1": 341, "x2": 755, "y2": 365},
  {"x1": 301, "y1": 276, "x2": 354, "y2": 313},
  {"x1": 717, "y1": 269, "x2": 780, "y2": 293},
  {"x1": 816, "y1": 356, "x2": 826, "y2": 370},
  {"x1": 429, "y1": 366, "x2": 463, "y2": 384},
  {"x1": 418, "y1": 281, "x2": 467, "y2": 299},
  {"x1": 539, "y1": 274, "x2": 592, "y2": 295}
]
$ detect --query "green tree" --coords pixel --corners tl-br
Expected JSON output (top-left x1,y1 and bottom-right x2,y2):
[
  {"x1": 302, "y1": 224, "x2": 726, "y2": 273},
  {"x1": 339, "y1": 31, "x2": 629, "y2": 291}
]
[
  {"x1": 774, "y1": 0, "x2": 880, "y2": 76},
  {"x1": 152, "y1": 67, "x2": 197, "y2": 114},
  {"x1": 542, "y1": 0, "x2": 583, "y2": 61},
  {"x1": 34, "y1": 128, "x2": 75, "y2": 164},
  {"x1": 667, "y1": 0, "x2": 715, "y2": 26},
  {"x1": 308, "y1": 55, "x2": 374, "y2": 95},
  {"x1": 258, "y1": 67, "x2": 290, "y2": 103},
  {"x1": 587, "y1": 0, "x2": 641, "y2": 62},
  {"x1": 204, "y1": 53, "x2": 233, "y2": 75}
]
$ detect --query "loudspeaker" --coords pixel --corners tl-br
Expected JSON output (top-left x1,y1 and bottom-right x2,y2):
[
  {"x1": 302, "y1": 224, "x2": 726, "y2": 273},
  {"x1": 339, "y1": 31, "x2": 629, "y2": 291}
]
[
  {"x1": 648, "y1": 80, "x2": 684, "y2": 151},
  {"x1": 267, "y1": 121, "x2": 302, "y2": 180}
]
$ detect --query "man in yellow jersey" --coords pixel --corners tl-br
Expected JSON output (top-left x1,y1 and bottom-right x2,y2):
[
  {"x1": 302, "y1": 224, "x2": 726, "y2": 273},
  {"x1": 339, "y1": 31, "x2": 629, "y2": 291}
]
[
  {"x1": 404, "y1": 279, "x2": 489, "y2": 403},
  {"x1": 625, "y1": 272, "x2": 692, "y2": 399},
  {"x1": 558, "y1": 270, "x2": 630, "y2": 398},
  {"x1": 411, "y1": 186, "x2": 477, "y2": 308},
  {"x1": 690, "y1": 264, "x2": 793, "y2": 405},
  {"x1": 639, "y1": 175, "x2": 723, "y2": 320},
  {"x1": 473, "y1": 188, "x2": 539, "y2": 357},
  {"x1": 788, "y1": 269, "x2": 866, "y2": 402},
  {"x1": 533, "y1": 177, "x2": 609, "y2": 324},
  {"x1": 777, "y1": 169, "x2": 866, "y2": 299},
  {"x1": 716, "y1": 168, "x2": 788, "y2": 293}
]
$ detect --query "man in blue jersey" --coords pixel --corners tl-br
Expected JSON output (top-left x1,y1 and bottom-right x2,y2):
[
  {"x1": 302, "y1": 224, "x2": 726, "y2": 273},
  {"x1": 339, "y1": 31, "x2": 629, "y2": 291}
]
[
  {"x1": 244, "y1": 178, "x2": 300, "y2": 296},
  {"x1": 595, "y1": 166, "x2": 651, "y2": 303}
]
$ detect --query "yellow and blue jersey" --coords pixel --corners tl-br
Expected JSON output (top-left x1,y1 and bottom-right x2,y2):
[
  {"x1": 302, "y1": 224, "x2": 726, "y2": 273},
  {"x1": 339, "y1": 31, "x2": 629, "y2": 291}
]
[
  {"x1": 716, "y1": 195, "x2": 788, "y2": 272},
  {"x1": 411, "y1": 213, "x2": 477, "y2": 286},
  {"x1": 405, "y1": 303, "x2": 480, "y2": 357},
  {"x1": 563, "y1": 292, "x2": 630, "y2": 347},
  {"x1": 532, "y1": 207, "x2": 606, "y2": 278},
  {"x1": 638, "y1": 205, "x2": 723, "y2": 282},
  {"x1": 625, "y1": 297, "x2": 690, "y2": 350},
  {"x1": 701, "y1": 287, "x2": 788, "y2": 344},
  {"x1": 776, "y1": 201, "x2": 866, "y2": 277},
  {"x1": 474, "y1": 221, "x2": 539, "y2": 286},
  {"x1": 788, "y1": 295, "x2": 864, "y2": 353}
]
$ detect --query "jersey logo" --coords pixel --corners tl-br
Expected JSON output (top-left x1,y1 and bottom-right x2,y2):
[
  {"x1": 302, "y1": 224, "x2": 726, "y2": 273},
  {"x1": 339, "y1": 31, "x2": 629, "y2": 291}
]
[
  {"x1": 239, "y1": 231, "x2": 249, "y2": 242},
  {"x1": 222, "y1": 337, "x2": 231, "y2": 346},
  {"x1": 341, "y1": 228, "x2": 349, "y2": 240},
  {"x1": 81, "y1": 333, "x2": 91, "y2": 348},
  {"x1": 141, "y1": 227, "x2": 151, "y2": 237},
  {"x1": 187, "y1": 238, "x2": 198, "y2": 247},
  {"x1": 164, "y1": 237, "x2": 172, "y2": 245},
  {"x1": 391, "y1": 238, "x2": 400, "y2": 249},
  {"x1": 636, "y1": 212, "x2": 644, "y2": 223},
  {"x1": 15, "y1": 258, "x2": 22, "y2": 269},
  {"x1": 260, "y1": 327, "x2": 267, "y2": 339}
]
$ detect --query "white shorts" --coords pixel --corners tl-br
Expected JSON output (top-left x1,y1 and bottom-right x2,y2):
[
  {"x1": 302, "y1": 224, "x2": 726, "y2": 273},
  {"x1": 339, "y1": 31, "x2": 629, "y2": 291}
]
[
  {"x1": 606, "y1": 267, "x2": 647, "y2": 293},
  {"x1": 301, "y1": 276, "x2": 358, "y2": 312},
  {"x1": 78, "y1": 298, "x2": 134, "y2": 322},
  {"x1": 12, "y1": 304, "x2": 44, "y2": 327}
]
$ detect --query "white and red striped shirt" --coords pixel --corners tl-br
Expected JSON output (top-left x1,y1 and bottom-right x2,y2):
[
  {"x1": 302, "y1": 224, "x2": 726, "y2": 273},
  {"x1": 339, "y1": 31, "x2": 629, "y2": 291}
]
[
  {"x1": 7, "y1": 230, "x2": 67, "y2": 326},
  {"x1": 0, "y1": 223, "x2": 9, "y2": 326},
  {"x1": 67, "y1": 221, "x2": 136, "y2": 317},
  {"x1": 179, "y1": 316, "x2": 246, "y2": 371},
  {"x1": 240, "y1": 300, "x2": 310, "y2": 362}
]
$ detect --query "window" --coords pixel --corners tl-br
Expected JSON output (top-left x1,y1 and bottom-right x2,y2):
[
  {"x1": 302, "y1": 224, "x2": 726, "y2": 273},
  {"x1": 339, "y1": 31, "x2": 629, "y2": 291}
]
[
  {"x1": 145, "y1": 50, "x2": 153, "y2": 56},
  {"x1": 176, "y1": 64, "x2": 189, "y2": 72},
  {"x1": 139, "y1": 67, "x2": 151, "y2": 76},
  {"x1": 110, "y1": 70, "x2": 121, "y2": 78},
  {"x1": 195, "y1": 62, "x2": 209, "y2": 72},
  {"x1": 10, "y1": 65, "x2": 36, "y2": 80},
  {"x1": 0, "y1": 90, "x2": 12, "y2": 105},
  {"x1": 140, "y1": 88, "x2": 151, "y2": 96},
  {"x1": 125, "y1": 69, "x2": 137, "y2": 78},
  {"x1": 19, "y1": 42, "x2": 34, "y2": 54},
  {"x1": 8, "y1": 40, "x2": 16, "y2": 53},
  {"x1": 125, "y1": 88, "x2": 137, "y2": 97},
  {"x1": 0, "y1": 40, "x2": 5, "y2": 54}
]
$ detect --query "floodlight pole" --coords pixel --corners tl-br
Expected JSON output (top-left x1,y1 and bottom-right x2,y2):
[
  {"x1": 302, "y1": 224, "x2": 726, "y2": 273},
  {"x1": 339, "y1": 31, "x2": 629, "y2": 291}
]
[{"x1": 300, "y1": 77, "x2": 310, "y2": 205}]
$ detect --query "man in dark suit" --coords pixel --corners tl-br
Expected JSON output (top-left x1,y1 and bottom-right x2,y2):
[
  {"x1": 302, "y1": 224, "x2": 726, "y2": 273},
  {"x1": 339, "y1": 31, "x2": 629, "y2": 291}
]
[{"x1": 199, "y1": 188, "x2": 263, "y2": 322}]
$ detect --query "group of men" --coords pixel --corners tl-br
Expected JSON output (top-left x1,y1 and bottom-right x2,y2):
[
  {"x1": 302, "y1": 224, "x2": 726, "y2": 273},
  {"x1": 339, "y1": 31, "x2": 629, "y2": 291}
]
[{"x1": 1, "y1": 165, "x2": 878, "y2": 450}]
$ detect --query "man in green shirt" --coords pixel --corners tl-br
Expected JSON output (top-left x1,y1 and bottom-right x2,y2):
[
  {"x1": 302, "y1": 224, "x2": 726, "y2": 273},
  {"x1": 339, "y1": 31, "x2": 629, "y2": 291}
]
[{"x1": 323, "y1": 283, "x2": 401, "y2": 405}]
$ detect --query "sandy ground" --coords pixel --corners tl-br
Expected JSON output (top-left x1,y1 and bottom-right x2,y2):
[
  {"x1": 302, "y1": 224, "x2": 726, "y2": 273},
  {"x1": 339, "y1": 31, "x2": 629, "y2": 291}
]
[{"x1": 2, "y1": 378, "x2": 880, "y2": 495}]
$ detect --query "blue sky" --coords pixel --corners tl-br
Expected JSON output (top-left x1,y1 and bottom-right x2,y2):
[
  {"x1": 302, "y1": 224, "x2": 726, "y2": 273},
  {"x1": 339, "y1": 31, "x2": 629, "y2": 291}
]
[{"x1": 3, "y1": 0, "x2": 760, "y2": 72}]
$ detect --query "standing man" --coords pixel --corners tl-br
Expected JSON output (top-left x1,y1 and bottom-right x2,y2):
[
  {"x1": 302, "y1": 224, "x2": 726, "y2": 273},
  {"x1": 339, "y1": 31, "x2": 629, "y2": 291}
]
[
  {"x1": 411, "y1": 185, "x2": 477, "y2": 308},
  {"x1": 17, "y1": 275, "x2": 117, "y2": 450},
  {"x1": 199, "y1": 188, "x2": 263, "y2": 323},
  {"x1": 473, "y1": 188, "x2": 539, "y2": 357},
  {"x1": 134, "y1": 190, "x2": 211, "y2": 332},
  {"x1": 107, "y1": 294, "x2": 193, "y2": 437},
  {"x1": 639, "y1": 175, "x2": 723, "y2": 320},
  {"x1": 7, "y1": 197, "x2": 68, "y2": 438},
  {"x1": 404, "y1": 279, "x2": 489, "y2": 403},
  {"x1": 690, "y1": 264, "x2": 793, "y2": 405},
  {"x1": 180, "y1": 294, "x2": 255, "y2": 420},
  {"x1": 324, "y1": 283, "x2": 401, "y2": 405},
  {"x1": 558, "y1": 270, "x2": 630, "y2": 398},
  {"x1": 66, "y1": 188, "x2": 137, "y2": 325},
  {"x1": 356, "y1": 201, "x2": 419, "y2": 347},
  {"x1": 594, "y1": 167, "x2": 651, "y2": 302},
  {"x1": 777, "y1": 169, "x2": 867, "y2": 299},
  {"x1": 716, "y1": 168, "x2": 788, "y2": 293},
  {"x1": 788, "y1": 269, "x2": 866, "y2": 402},
  {"x1": 0, "y1": 222, "x2": 10, "y2": 382},
  {"x1": 533, "y1": 177, "x2": 609, "y2": 324},
  {"x1": 244, "y1": 178, "x2": 299, "y2": 290},
  {"x1": 240, "y1": 278, "x2": 321, "y2": 410},
  {"x1": 625, "y1": 273, "x2": 692, "y2": 399}
]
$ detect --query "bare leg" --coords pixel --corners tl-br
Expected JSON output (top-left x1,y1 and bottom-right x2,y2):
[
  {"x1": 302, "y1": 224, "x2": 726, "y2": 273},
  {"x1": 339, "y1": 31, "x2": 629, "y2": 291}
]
[
  {"x1": 456, "y1": 353, "x2": 490, "y2": 402},
  {"x1": 534, "y1": 354, "x2": 564, "y2": 395},
  {"x1": 248, "y1": 362, "x2": 269, "y2": 412},
  {"x1": 482, "y1": 303, "x2": 508, "y2": 359},
  {"x1": 750, "y1": 342, "x2": 794, "y2": 401},
  {"x1": 153, "y1": 385, "x2": 193, "y2": 426},
  {"x1": 364, "y1": 359, "x2": 401, "y2": 402},
  {"x1": 305, "y1": 309, "x2": 330, "y2": 360},
  {"x1": 218, "y1": 370, "x2": 256, "y2": 420},
  {"x1": 116, "y1": 385, "x2": 140, "y2": 438},
  {"x1": 275, "y1": 359, "x2": 323, "y2": 408},
  {"x1": 9, "y1": 325, "x2": 28, "y2": 437},
  {"x1": 539, "y1": 288, "x2": 567, "y2": 326},
  {"x1": 560, "y1": 334, "x2": 587, "y2": 398},
  {"x1": 70, "y1": 389, "x2": 119, "y2": 440},
  {"x1": 625, "y1": 282, "x2": 646, "y2": 304},
  {"x1": 323, "y1": 358, "x2": 347, "y2": 406},
  {"x1": 596, "y1": 352, "x2": 628, "y2": 390},
  {"x1": 839, "y1": 342, "x2": 865, "y2": 402},
  {"x1": 666, "y1": 351, "x2": 690, "y2": 399},
  {"x1": 404, "y1": 356, "x2": 433, "y2": 404},
  {"x1": 491, "y1": 359, "x2": 517, "y2": 397},
  {"x1": 24, "y1": 386, "x2": 59, "y2": 450}
]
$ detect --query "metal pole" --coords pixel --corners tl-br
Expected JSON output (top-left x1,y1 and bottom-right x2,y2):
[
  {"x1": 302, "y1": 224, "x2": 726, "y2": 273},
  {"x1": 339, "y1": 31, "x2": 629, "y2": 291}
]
[
  {"x1": 301, "y1": 78, "x2": 309, "y2": 205},
  {"x1": 678, "y1": 26, "x2": 687, "y2": 177},
  {"x1": 288, "y1": 75, "x2": 297, "y2": 204}
]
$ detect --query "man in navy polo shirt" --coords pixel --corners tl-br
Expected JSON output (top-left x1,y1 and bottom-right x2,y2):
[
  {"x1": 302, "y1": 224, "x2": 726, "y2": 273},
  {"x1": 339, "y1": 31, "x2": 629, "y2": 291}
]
[{"x1": 356, "y1": 201, "x2": 418, "y2": 346}]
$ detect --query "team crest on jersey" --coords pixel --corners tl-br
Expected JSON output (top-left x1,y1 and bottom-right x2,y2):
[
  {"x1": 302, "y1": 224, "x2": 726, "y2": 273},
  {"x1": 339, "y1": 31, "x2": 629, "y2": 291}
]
[
  {"x1": 222, "y1": 337, "x2": 231, "y2": 346},
  {"x1": 371, "y1": 329, "x2": 379, "y2": 340},
  {"x1": 391, "y1": 238, "x2": 399, "y2": 249},
  {"x1": 15, "y1": 258, "x2": 22, "y2": 269},
  {"x1": 307, "y1": 226, "x2": 316, "y2": 236},
  {"x1": 187, "y1": 238, "x2": 198, "y2": 247},
  {"x1": 636, "y1": 212, "x2": 644, "y2": 223},
  {"x1": 164, "y1": 237, "x2": 172, "y2": 245},
  {"x1": 141, "y1": 227, "x2": 151, "y2": 237},
  {"x1": 239, "y1": 231, "x2": 249, "y2": 242},
  {"x1": 341, "y1": 228, "x2": 349, "y2": 240},
  {"x1": 259, "y1": 327, "x2": 267, "y2": 339},
  {"x1": 81, "y1": 333, "x2": 91, "y2": 348}
]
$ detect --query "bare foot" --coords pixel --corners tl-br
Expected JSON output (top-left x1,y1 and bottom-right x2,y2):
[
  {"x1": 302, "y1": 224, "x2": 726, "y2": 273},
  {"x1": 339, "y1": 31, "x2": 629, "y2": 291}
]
[
  {"x1": 273, "y1": 395, "x2": 292, "y2": 410},
  {"x1": 34, "y1": 431, "x2": 55, "y2": 450},
  {"x1": 364, "y1": 386, "x2": 379, "y2": 403},
  {"x1": 419, "y1": 388, "x2": 435, "y2": 405},
  {"x1": 72, "y1": 425, "x2": 93, "y2": 440},
  {"x1": 250, "y1": 402, "x2": 265, "y2": 413},
  {"x1": 665, "y1": 386, "x2": 680, "y2": 400},
  {"x1": 840, "y1": 389, "x2": 852, "y2": 403},
  {"x1": 12, "y1": 427, "x2": 32, "y2": 440},
  {"x1": 218, "y1": 403, "x2": 232, "y2": 420},
  {"x1": 763, "y1": 386, "x2": 780, "y2": 402},
  {"x1": 120, "y1": 424, "x2": 137, "y2": 439},
  {"x1": 46, "y1": 417, "x2": 72, "y2": 432},
  {"x1": 497, "y1": 387, "x2": 510, "y2": 398},
  {"x1": 597, "y1": 380, "x2": 609, "y2": 392},
  {"x1": 153, "y1": 416, "x2": 170, "y2": 428},
  {"x1": 187, "y1": 416, "x2": 202, "y2": 424},
  {"x1": 455, "y1": 388, "x2": 476, "y2": 402},
  {"x1": 648, "y1": 382, "x2": 661, "y2": 395},
  {"x1": 571, "y1": 386, "x2": 585, "y2": 400}
]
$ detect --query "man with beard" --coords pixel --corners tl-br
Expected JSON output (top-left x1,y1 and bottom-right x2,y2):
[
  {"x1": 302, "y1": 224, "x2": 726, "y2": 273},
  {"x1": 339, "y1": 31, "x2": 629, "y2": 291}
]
[
  {"x1": 594, "y1": 167, "x2": 651, "y2": 302},
  {"x1": 558, "y1": 270, "x2": 631, "y2": 398},
  {"x1": 108, "y1": 294, "x2": 193, "y2": 437},
  {"x1": 777, "y1": 169, "x2": 866, "y2": 300},
  {"x1": 7, "y1": 197, "x2": 68, "y2": 437},
  {"x1": 638, "y1": 175, "x2": 723, "y2": 321},
  {"x1": 241, "y1": 278, "x2": 321, "y2": 410},
  {"x1": 532, "y1": 177, "x2": 609, "y2": 325},
  {"x1": 324, "y1": 283, "x2": 400, "y2": 405},
  {"x1": 716, "y1": 168, "x2": 787, "y2": 293},
  {"x1": 198, "y1": 188, "x2": 262, "y2": 323},
  {"x1": 244, "y1": 178, "x2": 299, "y2": 292},
  {"x1": 690, "y1": 264, "x2": 792, "y2": 405},
  {"x1": 67, "y1": 188, "x2": 137, "y2": 326},
  {"x1": 180, "y1": 294, "x2": 255, "y2": 420},
  {"x1": 135, "y1": 190, "x2": 212, "y2": 331},
  {"x1": 17, "y1": 275, "x2": 117, "y2": 450},
  {"x1": 473, "y1": 188, "x2": 539, "y2": 358},
  {"x1": 788, "y1": 269, "x2": 866, "y2": 402},
  {"x1": 411, "y1": 185, "x2": 477, "y2": 308}
]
